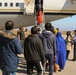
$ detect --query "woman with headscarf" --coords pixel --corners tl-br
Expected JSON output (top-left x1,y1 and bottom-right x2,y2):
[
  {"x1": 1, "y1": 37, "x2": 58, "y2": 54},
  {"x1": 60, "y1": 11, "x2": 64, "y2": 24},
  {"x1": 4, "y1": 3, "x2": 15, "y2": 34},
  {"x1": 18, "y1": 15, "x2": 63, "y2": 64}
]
[
  {"x1": 65, "y1": 31, "x2": 73, "y2": 60},
  {"x1": 56, "y1": 32, "x2": 66, "y2": 71}
]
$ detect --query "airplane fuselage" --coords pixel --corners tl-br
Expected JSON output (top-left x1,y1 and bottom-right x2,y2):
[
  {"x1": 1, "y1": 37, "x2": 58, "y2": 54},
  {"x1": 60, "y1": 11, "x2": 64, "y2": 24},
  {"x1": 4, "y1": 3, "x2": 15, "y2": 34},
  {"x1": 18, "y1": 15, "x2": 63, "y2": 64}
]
[{"x1": 0, "y1": 0, "x2": 76, "y2": 29}]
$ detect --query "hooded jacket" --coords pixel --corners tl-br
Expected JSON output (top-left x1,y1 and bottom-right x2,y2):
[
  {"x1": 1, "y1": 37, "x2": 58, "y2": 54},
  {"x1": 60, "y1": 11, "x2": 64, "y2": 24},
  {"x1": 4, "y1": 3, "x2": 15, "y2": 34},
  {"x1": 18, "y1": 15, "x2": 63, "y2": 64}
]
[
  {"x1": 39, "y1": 30, "x2": 56, "y2": 55},
  {"x1": 24, "y1": 34, "x2": 45, "y2": 63},
  {"x1": 0, "y1": 30, "x2": 22, "y2": 72}
]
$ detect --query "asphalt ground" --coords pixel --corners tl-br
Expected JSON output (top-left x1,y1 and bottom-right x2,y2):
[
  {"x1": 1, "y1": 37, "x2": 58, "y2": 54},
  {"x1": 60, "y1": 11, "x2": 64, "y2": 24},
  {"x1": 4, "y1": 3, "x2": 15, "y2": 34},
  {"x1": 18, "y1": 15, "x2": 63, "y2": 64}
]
[{"x1": 0, "y1": 49, "x2": 76, "y2": 75}]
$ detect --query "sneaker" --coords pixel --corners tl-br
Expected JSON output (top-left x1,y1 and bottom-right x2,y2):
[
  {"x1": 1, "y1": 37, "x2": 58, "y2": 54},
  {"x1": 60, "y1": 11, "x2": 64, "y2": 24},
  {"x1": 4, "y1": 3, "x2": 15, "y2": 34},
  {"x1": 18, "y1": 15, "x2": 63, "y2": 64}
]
[{"x1": 71, "y1": 59, "x2": 76, "y2": 61}]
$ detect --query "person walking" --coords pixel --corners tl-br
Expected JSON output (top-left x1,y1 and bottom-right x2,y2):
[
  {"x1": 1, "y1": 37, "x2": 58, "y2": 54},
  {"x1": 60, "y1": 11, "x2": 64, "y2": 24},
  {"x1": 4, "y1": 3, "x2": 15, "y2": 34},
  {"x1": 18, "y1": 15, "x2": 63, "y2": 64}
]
[
  {"x1": 24, "y1": 26, "x2": 45, "y2": 75},
  {"x1": 72, "y1": 30, "x2": 76, "y2": 61},
  {"x1": 39, "y1": 22, "x2": 56, "y2": 75},
  {"x1": 56, "y1": 32, "x2": 66, "y2": 71},
  {"x1": 0, "y1": 20, "x2": 22, "y2": 75},
  {"x1": 65, "y1": 31, "x2": 73, "y2": 60},
  {"x1": 17, "y1": 26, "x2": 25, "y2": 47}
]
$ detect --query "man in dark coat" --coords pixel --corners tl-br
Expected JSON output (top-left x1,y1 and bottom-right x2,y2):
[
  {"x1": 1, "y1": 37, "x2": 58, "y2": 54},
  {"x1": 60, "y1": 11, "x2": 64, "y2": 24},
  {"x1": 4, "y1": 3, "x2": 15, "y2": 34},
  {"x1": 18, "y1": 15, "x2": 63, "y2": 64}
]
[
  {"x1": 24, "y1": 26, "x2": 45, "y2": 75},
  {"x1": 72, "y1": 30, "x2": 76, "y2": 61},
  {"x1": 39, "y1": 22, "x2": 56, "y2": 75},
  {"x1": 0, "y1": 20, "x2": 22, "y2": 75}
]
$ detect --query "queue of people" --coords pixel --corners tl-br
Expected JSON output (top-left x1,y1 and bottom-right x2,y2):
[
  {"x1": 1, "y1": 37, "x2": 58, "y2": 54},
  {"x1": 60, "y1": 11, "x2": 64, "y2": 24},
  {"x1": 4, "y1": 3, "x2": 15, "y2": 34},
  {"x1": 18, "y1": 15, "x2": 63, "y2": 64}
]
[{"x1": 0, "y1": 20, "x2": 76, "y2": 75}]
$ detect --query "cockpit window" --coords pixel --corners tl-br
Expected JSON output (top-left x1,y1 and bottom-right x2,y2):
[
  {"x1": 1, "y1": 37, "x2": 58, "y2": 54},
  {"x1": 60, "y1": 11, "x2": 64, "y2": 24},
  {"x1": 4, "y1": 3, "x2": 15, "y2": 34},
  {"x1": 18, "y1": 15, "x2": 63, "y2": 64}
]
[
  {"x1": 16, "y1": 3, "x2": 19, "y2": 7},
  {"x1": 10, "y1": 3, "x2": 13, "y2": 7},
  {"x1": 5, "y1": 3, "x2": 7, "y2": 7},
  {"x1": 0, "y1": 3, "x2": 2, "y2": 6}
]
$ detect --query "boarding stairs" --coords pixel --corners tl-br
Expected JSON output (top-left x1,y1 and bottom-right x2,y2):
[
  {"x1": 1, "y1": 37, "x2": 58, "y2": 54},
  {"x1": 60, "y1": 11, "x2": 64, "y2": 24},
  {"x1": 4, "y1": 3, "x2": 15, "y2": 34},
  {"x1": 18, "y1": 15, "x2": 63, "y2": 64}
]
[
  {"x1": 24, "y1": 0, "x2": 45, "y2": 30},
  {"x1": 35, "y1": 0, "x2": 45, "y2": 30},
  {"x1": 35, "y1": 10, "x2": 45, "y2": 30}
]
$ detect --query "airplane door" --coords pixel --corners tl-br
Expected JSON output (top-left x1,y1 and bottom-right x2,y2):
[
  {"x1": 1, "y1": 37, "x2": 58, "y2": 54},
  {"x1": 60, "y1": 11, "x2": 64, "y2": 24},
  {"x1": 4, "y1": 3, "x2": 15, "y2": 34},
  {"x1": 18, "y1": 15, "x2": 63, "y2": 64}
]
[
  {"x1": 35, "y1": 0, "x2": 43, "y2": 11},
  {"x1": 24, "y1": 0, "x2": 35, "y2": 15}
]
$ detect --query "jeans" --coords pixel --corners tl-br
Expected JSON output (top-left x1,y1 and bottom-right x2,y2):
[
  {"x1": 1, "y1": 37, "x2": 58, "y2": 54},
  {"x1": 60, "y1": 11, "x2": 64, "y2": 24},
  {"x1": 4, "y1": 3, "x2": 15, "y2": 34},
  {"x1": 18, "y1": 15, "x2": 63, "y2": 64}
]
[
  {"x1": 45, "y1": 54, "x2": 54, "y2": 75},
  {"x1": 2, "y1": 71, "x2": 16, "y2": 75}
]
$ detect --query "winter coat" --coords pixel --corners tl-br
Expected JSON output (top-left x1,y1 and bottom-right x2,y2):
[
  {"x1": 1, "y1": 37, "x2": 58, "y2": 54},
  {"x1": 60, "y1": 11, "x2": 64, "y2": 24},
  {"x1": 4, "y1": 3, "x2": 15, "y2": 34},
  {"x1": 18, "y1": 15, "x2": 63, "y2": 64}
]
[
  {"x1": 0, "y1": 30, "x2": 22, "y2": 72},
  {"x1": 24, "y1": 34, "x2": 45, "y2": 63}
]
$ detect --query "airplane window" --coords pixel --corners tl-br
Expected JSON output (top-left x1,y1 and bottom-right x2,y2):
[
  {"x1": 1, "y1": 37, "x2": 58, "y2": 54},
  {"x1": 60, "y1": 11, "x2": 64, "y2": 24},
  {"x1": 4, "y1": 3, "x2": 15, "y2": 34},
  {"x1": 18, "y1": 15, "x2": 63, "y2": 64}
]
[
  {"x1": 10, "y1": 3, "x2": 13, "y2": 7},
  {"x1": 16, "y1": 3, "x2": 19, "y2": 7},
  {"x1": 0, "y1": 3, "x2": 2, "y2": 6},
  {"x1": 5, "y1": 3, "x2": 7, "y2": 7}
]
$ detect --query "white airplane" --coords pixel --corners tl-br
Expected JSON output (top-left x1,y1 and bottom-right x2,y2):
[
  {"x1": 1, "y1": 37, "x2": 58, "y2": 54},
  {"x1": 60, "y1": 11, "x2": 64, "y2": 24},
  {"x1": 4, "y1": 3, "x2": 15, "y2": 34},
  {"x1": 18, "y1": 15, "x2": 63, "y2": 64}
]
[{"x1": 0, "y1": 0, "x2": 76, "y2": 29}]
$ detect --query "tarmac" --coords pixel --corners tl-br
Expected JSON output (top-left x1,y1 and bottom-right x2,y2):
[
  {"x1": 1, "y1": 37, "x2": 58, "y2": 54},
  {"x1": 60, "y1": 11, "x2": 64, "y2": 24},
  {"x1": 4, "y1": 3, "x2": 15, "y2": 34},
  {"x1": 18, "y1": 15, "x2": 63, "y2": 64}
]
[{"x1": 0, "y1": 48, "x2": 76, "y2": 75}]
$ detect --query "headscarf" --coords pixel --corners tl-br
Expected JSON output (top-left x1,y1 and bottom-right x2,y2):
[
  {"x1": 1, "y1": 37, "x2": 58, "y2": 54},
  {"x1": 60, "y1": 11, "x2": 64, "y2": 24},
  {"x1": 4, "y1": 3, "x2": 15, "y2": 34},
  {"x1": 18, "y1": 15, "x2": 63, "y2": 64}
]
[{"x1": 56, "y1": 32, "x2": 66, "y2": 69}]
